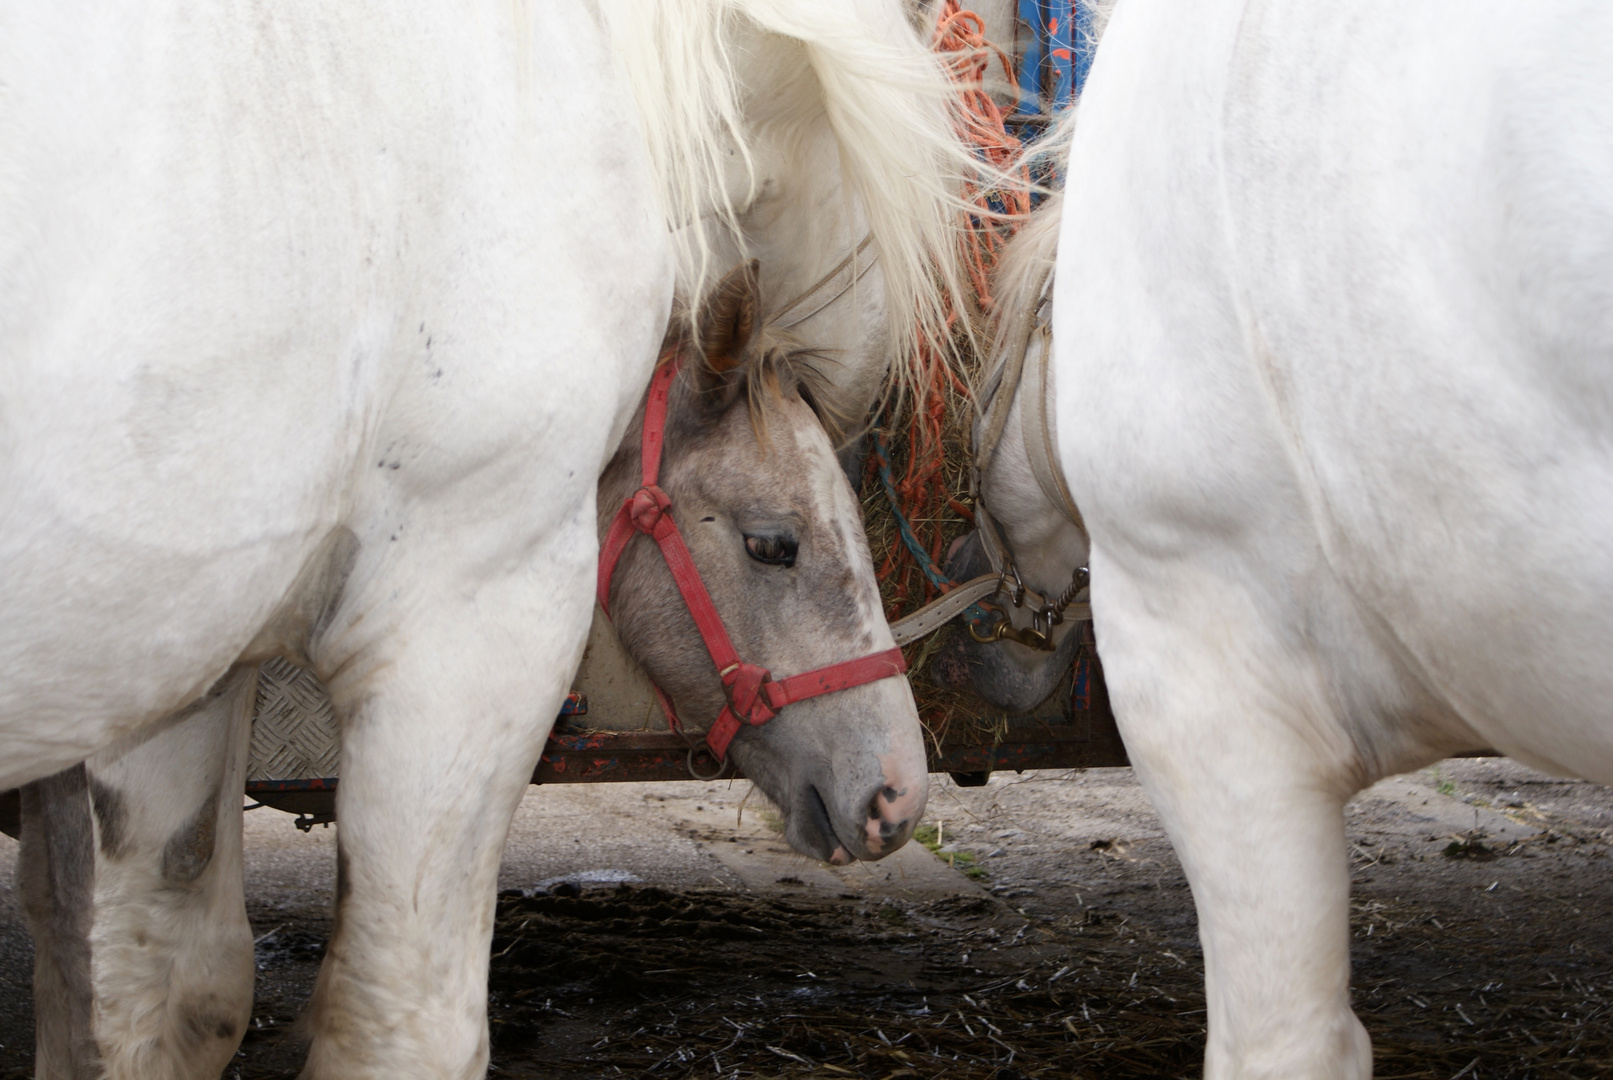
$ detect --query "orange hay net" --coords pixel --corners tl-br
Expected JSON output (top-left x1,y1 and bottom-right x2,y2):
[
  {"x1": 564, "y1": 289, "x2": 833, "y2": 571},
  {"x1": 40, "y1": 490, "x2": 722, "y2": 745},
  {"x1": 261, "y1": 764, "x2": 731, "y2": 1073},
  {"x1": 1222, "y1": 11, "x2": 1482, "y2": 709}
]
[{"x1": 870, "y1": 1, "x2": 1033, "y2": 623}]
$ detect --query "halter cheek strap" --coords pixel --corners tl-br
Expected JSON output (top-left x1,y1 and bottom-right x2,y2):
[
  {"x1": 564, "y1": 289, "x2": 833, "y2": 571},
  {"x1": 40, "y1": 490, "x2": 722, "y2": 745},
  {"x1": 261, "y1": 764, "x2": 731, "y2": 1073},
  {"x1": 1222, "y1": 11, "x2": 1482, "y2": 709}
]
[{"x1": 597, "y1": 352, "x2": 907, "y2": 760}]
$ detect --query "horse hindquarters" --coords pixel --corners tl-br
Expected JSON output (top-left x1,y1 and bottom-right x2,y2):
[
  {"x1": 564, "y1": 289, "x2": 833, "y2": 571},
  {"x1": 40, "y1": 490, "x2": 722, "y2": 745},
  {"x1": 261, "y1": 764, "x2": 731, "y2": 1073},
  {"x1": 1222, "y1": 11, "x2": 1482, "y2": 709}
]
[
  {"x1": 20, "y1": 668, "x2": 255, "y2": 1080},
  {"x1": 1047, "y1": 1, "x2": 1415, "y2": 1074}
]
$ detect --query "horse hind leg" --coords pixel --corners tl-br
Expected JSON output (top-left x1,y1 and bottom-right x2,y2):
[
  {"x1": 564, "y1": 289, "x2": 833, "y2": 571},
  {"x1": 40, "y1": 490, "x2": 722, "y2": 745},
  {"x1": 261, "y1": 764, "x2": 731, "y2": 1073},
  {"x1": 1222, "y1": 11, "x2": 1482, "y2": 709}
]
[
  {"x1": 19, "y1": 668, "x2": 257, "y2": 1080},
  {"x1": 1094, "y1": 573, "x2": 1375, "y2": 1080}
]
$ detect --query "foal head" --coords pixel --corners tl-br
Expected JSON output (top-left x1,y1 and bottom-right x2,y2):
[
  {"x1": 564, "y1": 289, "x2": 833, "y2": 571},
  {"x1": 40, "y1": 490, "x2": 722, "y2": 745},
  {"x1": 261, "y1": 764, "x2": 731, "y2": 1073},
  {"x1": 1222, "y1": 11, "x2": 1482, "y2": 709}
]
[{"x1": 600, "y1": 263, "x2": 927, "y2": 864}]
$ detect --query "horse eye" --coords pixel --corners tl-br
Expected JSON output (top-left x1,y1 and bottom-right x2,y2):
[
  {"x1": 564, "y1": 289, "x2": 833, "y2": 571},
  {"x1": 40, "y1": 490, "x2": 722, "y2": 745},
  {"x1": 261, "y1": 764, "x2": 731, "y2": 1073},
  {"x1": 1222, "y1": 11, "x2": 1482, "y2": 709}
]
[{"x1": 744, "y1": 533, "x2": 797, "y2": 568}]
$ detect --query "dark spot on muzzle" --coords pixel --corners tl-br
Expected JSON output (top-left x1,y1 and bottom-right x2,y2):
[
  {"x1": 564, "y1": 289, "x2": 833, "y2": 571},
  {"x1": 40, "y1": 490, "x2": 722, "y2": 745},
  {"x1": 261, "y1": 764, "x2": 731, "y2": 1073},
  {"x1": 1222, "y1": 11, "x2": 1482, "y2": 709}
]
[
  {"x1": 795, "y1": 785, "x2": 842, "y2": 862},
  {"x1": 930, "y1": 647, "x2": 976, "y2": 691},
  {"x1": 868, "y1": 787, "x2": 912, "y2": 846}
]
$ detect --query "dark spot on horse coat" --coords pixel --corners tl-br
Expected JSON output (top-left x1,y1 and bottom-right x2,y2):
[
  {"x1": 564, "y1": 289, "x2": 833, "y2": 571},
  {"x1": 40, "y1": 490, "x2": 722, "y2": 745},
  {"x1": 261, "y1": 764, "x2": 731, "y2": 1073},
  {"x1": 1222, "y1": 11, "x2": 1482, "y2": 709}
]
[
  {"x1": 179, "y1": 1006, "x2": 236, "y2": 1047},
  {"x1": 930, "y1": 644, "x2": 974, "y2": 691},
  {"x1": 336, "y1": 842, "x2": 351, "y2": 907},
  {"x1": 161, "y1": 793, "x2": 219, "y2": 885},
  {"x1": 88, "y1": 777, "x2": 131, "y2": 859}
]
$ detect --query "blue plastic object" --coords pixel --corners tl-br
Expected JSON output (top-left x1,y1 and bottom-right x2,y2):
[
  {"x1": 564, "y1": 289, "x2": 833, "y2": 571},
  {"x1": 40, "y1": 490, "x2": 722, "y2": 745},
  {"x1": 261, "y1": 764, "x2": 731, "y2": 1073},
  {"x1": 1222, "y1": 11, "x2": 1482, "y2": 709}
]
[{"x1": 1014, "y1": 1, "x2": 1096, "y2": 115}]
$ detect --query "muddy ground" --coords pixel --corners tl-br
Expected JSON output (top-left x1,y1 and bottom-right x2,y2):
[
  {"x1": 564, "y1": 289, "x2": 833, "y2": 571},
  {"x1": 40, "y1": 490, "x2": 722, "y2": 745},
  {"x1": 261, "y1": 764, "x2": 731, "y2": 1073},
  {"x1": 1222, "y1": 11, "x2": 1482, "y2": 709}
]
[{"x1": 0, "y1": 758, "x2": 1609, "y2": 1079}]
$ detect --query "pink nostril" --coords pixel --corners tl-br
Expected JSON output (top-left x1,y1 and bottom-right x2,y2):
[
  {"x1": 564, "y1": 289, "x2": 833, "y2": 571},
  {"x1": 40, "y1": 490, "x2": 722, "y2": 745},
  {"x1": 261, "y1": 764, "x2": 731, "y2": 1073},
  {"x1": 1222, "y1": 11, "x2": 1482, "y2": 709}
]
[
  {"x1": 866, "y1": 786, "x2": 917, "y2": 852},
  {"x1": 865, "y1": 816, "x2": 911, "y2": 851}
]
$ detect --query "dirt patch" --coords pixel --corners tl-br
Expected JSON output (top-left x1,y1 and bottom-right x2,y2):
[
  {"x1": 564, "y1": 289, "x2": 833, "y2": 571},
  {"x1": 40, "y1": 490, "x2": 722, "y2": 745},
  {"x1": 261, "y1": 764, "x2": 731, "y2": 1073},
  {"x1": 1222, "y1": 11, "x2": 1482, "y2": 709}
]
[
  {"x1": 1, "y1": 761, "x2": 1610, "y2": 1079},
  {"x1": 480, "y1": 883, "x2": 1201, "y2": 1079}
]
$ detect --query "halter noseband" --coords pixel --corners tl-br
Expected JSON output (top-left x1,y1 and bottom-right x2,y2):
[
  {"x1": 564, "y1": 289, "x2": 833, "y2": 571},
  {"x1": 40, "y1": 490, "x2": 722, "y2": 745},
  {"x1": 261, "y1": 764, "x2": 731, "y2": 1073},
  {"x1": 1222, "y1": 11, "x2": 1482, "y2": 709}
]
[{"x1": 596, "y1": 349, "x2": 907, "y2": 763}]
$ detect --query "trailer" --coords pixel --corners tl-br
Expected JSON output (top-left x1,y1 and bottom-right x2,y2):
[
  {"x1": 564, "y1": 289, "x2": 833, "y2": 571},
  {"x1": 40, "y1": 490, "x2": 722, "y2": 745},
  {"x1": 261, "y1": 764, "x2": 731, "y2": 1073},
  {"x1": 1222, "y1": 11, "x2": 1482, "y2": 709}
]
[{"x1": 240, "y1": 602, "x2": 1129, "y2": 830}]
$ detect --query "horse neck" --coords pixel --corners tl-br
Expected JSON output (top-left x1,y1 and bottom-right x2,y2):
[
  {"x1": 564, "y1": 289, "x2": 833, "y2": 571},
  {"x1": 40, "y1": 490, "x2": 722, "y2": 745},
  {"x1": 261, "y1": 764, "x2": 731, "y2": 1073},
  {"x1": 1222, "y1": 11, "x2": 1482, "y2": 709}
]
[
  {"x1": 666, "y1": 78, "x2": 887, "y2": 429},
  {"x1": 741, "y1": 119, "x2": 891, "y2": 426},
  {"x1": 602, "y1": 0, "x2": 976, "y2": 389},
  {"x1": 980, "y1": 357, "x2": 1089, "y2": 600},
  {"x1": 979, "y1": 192, "x2": 1085, "y2": 594}
]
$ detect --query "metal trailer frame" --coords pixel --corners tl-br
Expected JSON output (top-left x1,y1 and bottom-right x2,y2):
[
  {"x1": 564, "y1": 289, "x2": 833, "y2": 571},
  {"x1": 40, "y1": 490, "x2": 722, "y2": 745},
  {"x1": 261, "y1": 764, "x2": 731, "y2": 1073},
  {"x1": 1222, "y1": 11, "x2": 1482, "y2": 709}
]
[{"x1": 240, "y1": 619, "x2": 1131, "y2": 829}]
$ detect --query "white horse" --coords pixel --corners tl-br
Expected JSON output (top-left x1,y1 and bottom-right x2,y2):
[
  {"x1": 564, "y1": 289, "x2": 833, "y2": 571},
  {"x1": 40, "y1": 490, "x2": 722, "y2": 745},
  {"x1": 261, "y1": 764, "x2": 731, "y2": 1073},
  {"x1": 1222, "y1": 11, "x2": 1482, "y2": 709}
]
[
  {"x1": 1, "y1": 2, "x2": 976, "y2": 1076},
  {"x1": 954, "y1": 2, "x2": 1613, "y2": 1076}
]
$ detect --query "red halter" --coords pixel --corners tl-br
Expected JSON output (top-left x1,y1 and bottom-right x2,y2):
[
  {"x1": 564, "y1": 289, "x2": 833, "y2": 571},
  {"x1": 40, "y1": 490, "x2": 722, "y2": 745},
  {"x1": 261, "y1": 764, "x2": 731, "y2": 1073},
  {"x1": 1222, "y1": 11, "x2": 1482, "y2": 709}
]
[{"x1": 597, "y1": 351, "x2": 907, "y2": 760}]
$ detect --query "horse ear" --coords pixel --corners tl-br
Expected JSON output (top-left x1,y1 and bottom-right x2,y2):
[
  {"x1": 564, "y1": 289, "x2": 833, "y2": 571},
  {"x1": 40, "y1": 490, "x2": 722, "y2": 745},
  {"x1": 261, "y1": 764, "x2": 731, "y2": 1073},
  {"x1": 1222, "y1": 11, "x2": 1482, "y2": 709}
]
[{"x1": 698, "y1": 260, "x2": 760, "y2": 374}]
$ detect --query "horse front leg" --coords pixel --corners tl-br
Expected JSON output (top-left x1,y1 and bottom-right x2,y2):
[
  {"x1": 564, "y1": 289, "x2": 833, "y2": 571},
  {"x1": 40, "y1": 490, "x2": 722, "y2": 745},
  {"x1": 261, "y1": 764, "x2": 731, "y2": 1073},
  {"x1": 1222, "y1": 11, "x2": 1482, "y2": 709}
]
[
  {"x1": 1096, "y1": 571, "x2": 1373, "y2": 1080},
  {"x1": 19, "y1": 666, "x2": 256, "y2": 1080},
  {"x1": 297, "y1": 529, "x2": 594, "y2": 1080}
]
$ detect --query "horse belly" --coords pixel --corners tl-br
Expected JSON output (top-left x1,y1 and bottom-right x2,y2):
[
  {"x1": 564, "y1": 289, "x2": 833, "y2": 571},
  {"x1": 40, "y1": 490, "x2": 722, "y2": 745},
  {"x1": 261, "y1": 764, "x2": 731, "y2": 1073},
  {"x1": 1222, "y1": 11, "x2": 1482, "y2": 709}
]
[
  {"x1": 0, "y1": 1, "x2": 666, "y2": 787},
  {"x1": 1223, "y1": 0, "x2": 1613, "y2": 777}
]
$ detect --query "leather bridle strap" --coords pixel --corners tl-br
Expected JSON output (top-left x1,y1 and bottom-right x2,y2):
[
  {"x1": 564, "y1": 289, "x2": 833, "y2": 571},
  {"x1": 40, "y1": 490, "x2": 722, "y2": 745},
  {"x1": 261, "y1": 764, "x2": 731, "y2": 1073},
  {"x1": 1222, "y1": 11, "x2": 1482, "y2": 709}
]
[
  {"x1": 772, "y1": 235, "x2": 877, "y2": 329},
  {"x1": 597, "y1": 352, "x2": 907, "y2": 761},
  {"x1": 1021, "y1": 319, "x2": 1085, "y2": 532},
  {"x1": 888, "y1": 573, "x2": 1002, "y2": 646}
]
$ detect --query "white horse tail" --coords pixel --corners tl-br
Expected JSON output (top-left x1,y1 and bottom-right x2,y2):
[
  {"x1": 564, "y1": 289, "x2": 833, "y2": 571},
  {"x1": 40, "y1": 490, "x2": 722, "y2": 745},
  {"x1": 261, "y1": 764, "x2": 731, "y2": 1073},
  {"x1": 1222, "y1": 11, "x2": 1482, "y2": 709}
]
[
  {"x1": 598, "y1": 0, "x2": 996, "y2": 399},
  {"x1": 741, "y1": 0, "x2": 987, "y2": 389},
  {"x1": 594, "y1": 0, "x2": 753, "y2": 289}
]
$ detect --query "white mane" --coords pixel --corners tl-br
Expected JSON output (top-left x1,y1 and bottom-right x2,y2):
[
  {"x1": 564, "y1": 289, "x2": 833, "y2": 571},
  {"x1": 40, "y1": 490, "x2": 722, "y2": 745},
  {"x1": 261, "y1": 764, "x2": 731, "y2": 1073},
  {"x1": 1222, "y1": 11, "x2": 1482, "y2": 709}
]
[
  {"x1": 981, "y1": 0, "x2": 1116, "y2": 385},
  {"x1": 597, "y1": 0, "x2": 994, "y2": 395},
  {"x1": 984, "y1": 107, "x2": 1080, "y2": 386}
]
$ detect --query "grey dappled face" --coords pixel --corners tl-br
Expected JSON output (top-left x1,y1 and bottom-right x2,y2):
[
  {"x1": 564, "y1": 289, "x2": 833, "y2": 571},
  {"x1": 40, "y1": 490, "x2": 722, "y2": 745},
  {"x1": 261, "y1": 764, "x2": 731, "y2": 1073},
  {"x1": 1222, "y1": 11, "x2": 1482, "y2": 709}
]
[{"x1": 600, "y1": 334, "x2": 925, "y2": 865}]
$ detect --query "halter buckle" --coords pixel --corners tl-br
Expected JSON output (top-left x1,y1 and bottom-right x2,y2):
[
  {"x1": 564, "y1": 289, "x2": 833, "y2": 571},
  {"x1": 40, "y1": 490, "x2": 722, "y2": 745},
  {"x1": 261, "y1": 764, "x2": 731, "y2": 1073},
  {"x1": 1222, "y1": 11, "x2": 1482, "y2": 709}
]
[
  {"x1": 720, "y1": 662, "x2": 778, "y2": 726},
  {"x1": 966, "y1": 602, "x2": 1056, "y2": 651}
]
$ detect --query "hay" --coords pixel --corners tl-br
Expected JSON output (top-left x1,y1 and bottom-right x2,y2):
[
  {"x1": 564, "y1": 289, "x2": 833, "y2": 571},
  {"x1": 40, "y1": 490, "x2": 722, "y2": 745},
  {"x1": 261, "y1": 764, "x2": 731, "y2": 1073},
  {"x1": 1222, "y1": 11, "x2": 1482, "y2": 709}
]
[{"x1": 857, "y1": 374, "x2": 1010, "y2": 754}]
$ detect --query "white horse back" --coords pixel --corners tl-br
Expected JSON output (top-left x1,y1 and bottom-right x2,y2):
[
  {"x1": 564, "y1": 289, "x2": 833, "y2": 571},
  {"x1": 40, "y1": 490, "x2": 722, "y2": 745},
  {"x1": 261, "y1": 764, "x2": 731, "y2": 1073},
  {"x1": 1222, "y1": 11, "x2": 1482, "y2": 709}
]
[
  {"x1": 0, "y1": 1, "x2": 670, "y2": 784},
  {"x1": 1057, "y1": 0, "x2": 1613, "y2": 781}
]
